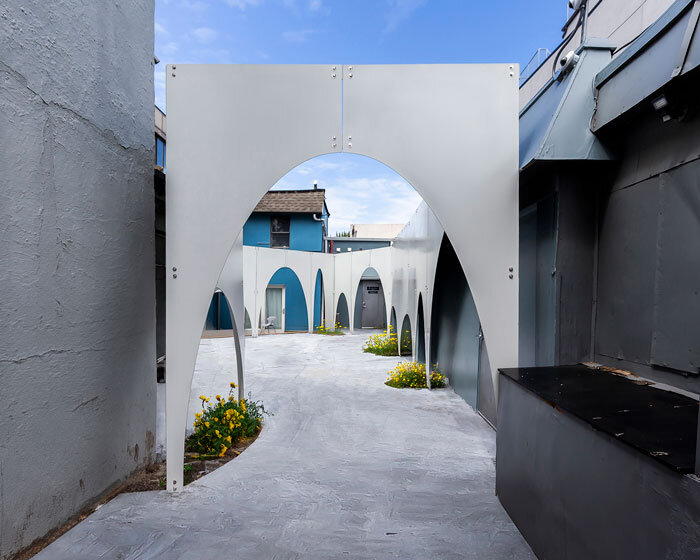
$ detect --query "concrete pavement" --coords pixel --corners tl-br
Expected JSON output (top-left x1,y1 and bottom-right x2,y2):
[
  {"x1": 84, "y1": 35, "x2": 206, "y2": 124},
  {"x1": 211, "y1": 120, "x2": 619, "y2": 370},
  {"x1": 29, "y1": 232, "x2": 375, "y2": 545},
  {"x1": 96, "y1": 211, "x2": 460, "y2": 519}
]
[{"x1": 36, "y1": 332, "x2": 534, "y2": 559}]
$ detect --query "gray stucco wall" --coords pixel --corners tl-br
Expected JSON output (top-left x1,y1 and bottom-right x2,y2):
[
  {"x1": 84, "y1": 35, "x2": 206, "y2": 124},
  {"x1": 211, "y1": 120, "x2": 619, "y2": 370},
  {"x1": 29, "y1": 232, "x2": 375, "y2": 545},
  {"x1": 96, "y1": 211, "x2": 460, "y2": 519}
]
[{"x1": 0, "y1": 2, "x2": 155, "y2": 557}]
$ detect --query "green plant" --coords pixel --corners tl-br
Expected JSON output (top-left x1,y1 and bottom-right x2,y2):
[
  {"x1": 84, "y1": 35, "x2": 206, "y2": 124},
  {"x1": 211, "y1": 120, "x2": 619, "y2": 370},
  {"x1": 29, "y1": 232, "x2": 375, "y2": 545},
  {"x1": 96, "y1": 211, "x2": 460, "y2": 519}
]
[
  {"x1": 400, "y1": 329, "x2": 412, "y2": 356},
  {"x1": 385, "y1": 361, "x2": 446, "y2": 389},
  {"x1": 315, "y1": 321, "x2": 345, "y2": 335},
  {"x1": 363, "y1": 325, "x2": 398, "y2": 355},
  {"x1": 186, "y1": 382, "x2": 266, "y2": 457}
]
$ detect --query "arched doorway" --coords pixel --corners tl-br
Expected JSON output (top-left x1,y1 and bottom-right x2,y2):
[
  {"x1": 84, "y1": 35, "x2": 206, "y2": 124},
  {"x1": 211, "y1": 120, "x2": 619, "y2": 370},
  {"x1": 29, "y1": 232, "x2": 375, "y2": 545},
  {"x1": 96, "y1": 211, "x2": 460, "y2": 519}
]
[
  {"x1": 264, "y1": 267, "x2": 308, "y2": 333},
  {"x1": 430, "y1": 234, "x2": 491, "y2": 418},
  {"x1": 353, "y1": 267, "x2": 387, "y2": 329},
  {"x1": 313, "y1": 269, "x2": 324, "y2": 330},
  {"x1": 416, "y1": 294, "x2": 426, "y2": 364},
  {"x1": 390, "y1": 307, "x2": 398, "y2": 338},
  {"x1": 165, "y1": 64, "x2": 518, "y2": 491},
  {"x1": 336, "y1": 293, "x2": 350, "y2": 328},
  {"x1": 400, "y1": 315, "x2": 412, "y2": 356}
]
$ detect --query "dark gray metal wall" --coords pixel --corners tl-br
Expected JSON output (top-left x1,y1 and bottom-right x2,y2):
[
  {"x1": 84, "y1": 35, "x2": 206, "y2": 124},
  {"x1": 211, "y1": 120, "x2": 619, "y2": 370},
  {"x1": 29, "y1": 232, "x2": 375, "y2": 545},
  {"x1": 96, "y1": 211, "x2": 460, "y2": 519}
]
[
  {"x1": 431, "y1": 236, "x2": 483, "y2": 413},
  {"x1": 497, "y1": 375, "x2": 700, "y2": 560},
  {"x1": 594, "y1": 108, "x2": 700, "y2": 392},
  {"x1": 0, "y1": 3, "x2": 156, "y2": 557},
  {"x1": 518, "y1": 192, "x2": 557, "y2": 367}
]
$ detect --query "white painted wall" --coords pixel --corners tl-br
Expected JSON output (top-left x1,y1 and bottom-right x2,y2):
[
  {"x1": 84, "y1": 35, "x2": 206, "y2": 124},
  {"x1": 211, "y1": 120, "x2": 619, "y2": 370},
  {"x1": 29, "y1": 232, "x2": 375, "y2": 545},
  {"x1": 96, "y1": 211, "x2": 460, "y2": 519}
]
[{"x1": 240, "y1": 202, "x2": 445, "y2": 377}]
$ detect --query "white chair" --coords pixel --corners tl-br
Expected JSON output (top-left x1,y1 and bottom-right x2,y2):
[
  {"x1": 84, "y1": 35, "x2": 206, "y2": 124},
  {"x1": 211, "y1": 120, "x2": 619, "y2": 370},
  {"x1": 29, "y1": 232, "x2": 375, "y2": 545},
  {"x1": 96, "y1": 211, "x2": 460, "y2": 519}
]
[{"x1": 263, "y1": 316, "x2": 276, "y2": 332}]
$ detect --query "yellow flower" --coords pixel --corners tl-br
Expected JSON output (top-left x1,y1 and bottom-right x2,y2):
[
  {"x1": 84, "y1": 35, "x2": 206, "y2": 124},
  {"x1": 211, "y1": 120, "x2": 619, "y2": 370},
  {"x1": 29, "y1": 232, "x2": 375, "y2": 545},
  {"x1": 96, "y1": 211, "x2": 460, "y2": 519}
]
[
  {"x1": 199, "y1": 395, "x2": 206, "y2": 401},
  {"x1": 229, "y1": 382, "x2": 236, "y2": 388},
  {"x1": 215, "y1": 430, "x2": 221, "y2": 437},
  {"x1": 205, "y1": 422, "x2": 210, "y2": 428},
  {"x1": 215, "y1": 394, "x2": 221, "y2": 400}
]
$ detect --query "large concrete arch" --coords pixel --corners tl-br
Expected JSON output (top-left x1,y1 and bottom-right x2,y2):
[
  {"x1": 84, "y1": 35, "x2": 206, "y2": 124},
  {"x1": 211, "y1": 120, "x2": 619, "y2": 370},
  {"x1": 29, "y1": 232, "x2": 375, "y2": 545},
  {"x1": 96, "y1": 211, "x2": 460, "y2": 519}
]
[{"x1": 166, "y1": 64, "x2": 518, "y2": 491}]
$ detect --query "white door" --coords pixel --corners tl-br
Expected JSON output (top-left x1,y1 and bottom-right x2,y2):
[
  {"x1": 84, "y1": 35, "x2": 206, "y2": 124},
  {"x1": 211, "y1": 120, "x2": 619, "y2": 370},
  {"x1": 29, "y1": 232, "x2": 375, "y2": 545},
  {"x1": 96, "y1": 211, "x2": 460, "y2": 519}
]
[{"x1": 265, "y1": 285, "x2": 285, "y2": 332}]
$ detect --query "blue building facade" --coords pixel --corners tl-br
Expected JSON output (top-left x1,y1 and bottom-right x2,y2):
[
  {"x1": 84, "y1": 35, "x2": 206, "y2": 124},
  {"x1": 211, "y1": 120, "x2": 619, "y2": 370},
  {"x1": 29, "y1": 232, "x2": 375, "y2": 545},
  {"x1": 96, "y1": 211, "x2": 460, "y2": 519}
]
[{"x1": 207, "y1": 188, "x2": 329, "y2": 332}]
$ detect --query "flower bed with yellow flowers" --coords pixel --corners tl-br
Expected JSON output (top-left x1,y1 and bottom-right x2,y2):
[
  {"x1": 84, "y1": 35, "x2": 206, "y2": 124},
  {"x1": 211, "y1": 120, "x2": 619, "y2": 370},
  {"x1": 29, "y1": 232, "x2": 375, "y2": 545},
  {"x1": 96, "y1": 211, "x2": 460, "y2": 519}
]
[
  {"x1": 385, "y1": 361, "x2": 446, "y2": 389},
  {"x1": 363, "y1": 325, "x2": 398, "y2": 355},
  {"x1": 186, "y1": 382, "x2": 266, "y2": 458},
  {"x1": 315, "y1": 322, "x2": 345, "y2": 335}
]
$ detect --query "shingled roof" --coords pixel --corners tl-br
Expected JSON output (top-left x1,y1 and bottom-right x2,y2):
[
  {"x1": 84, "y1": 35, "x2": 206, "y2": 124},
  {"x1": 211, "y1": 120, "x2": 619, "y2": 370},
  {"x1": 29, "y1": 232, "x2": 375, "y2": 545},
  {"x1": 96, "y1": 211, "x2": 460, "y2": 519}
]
[{"x1": 253, "y1": 189, "x2": 328, "y2": 215}]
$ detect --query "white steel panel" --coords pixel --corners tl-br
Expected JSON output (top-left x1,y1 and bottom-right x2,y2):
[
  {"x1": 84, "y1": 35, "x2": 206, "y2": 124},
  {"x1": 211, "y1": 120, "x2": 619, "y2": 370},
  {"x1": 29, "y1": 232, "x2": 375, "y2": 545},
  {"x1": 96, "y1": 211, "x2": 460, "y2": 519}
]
[
  {"x1": 166, "y1": 65, "x2": 341, "y2": 491},
  {"x1": 342, "y1": 64, "x2": 519, "y2": 396}
]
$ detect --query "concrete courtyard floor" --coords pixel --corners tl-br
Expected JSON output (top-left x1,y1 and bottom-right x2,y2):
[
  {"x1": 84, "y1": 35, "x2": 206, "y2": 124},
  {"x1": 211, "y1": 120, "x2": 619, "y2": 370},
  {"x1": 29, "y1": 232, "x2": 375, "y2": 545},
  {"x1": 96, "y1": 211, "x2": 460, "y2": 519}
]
[{"x1": 37, "y1": 332, "x2": 534, "y2": 559}]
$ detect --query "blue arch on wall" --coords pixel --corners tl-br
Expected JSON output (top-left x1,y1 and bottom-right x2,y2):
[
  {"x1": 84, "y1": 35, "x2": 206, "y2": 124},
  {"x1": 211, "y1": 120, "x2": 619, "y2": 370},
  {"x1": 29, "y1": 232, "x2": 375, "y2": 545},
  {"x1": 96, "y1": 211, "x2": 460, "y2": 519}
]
[
  {"x1": 313, "y1": 269, "x2": 324, "y2": 329},
  {"x1": 205, "y1": 290, "x2": 233, "y2": 330},
  {"x1": 268, "y1": 267, "x2": 308, "y2": 332}
]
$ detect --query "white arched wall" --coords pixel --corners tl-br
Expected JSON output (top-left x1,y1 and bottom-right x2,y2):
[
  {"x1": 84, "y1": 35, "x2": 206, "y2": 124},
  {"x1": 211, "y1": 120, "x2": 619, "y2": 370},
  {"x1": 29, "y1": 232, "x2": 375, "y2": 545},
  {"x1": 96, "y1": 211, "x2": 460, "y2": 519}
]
[
  {"x1": 166, "y1": 64, "x2": 518, "y2": 491},
  {"x1": 216, "y1": 232, "x2": 245, "y2": 398},
  {"x1": 243, "y1": 247, "x2": 335, "y2": 336},
  {"x1": 339, "y1": 247, "x2": 393, "y2": 333}
]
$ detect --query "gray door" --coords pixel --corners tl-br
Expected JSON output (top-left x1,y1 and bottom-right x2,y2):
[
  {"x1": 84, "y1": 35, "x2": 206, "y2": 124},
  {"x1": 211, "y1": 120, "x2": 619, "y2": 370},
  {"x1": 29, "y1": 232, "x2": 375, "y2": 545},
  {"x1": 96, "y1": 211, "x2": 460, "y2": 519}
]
[{"x1": 361, "y1": 280, "x2": 384, "y2": 328}]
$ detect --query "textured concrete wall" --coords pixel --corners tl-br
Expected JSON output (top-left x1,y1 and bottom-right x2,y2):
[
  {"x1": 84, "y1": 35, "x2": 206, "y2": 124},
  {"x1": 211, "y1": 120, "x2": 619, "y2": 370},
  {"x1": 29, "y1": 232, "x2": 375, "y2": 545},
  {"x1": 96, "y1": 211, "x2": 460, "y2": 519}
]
[{"x1": 0, "y1": 2, "x2": 155, "y2": 557}]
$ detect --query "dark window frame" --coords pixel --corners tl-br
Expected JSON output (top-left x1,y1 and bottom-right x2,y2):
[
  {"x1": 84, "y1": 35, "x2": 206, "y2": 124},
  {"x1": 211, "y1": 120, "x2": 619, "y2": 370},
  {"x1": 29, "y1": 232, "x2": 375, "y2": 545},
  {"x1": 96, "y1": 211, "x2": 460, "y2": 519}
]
[{"x1": 270, "y1": 215, "x2": 291, "y2": 248}]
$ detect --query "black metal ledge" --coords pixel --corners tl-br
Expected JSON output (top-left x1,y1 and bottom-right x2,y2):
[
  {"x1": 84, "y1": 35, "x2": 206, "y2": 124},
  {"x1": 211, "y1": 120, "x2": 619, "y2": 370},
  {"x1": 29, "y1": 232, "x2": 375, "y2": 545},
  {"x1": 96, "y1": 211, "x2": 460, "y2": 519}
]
[{"x1": 499, "y1": 365, "x2": 698, "y2": 473}]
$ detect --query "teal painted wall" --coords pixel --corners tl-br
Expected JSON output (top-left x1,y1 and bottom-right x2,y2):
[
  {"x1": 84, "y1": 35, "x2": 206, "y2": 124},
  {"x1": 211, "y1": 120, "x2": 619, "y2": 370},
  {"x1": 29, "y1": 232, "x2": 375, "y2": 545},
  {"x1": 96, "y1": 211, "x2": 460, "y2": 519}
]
[
  {"x1": 269, "y1": 267, "x2": 308, "y2": 331},
  {"x1": 243, "y1": 213, "x2": 325, "y2": 252}
]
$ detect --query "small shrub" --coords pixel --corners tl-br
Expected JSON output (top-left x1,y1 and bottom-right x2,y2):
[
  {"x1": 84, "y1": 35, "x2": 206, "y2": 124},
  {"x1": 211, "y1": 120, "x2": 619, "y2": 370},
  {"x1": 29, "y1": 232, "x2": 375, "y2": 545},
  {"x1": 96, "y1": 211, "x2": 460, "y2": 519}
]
[
  {"x1": 385, "y1": 361, "x2": 446, "y2": 389},
  {"x1": 186, "y1": 382, "x2": 266, "y2": 457},
  {"x1": 315, "y1": 321, "x2": 345, "y2": 335},
  {"x1": 363, "y1": 325, "x2": 398, "y2": 355}
]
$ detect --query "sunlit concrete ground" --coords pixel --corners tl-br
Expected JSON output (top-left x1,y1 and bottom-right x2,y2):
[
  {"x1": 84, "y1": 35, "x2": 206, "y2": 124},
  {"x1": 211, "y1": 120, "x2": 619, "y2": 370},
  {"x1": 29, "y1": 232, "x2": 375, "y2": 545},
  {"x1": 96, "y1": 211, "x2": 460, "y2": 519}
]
[{"x1": 38, "y1": 332, "x2": 534, "y2": 559}]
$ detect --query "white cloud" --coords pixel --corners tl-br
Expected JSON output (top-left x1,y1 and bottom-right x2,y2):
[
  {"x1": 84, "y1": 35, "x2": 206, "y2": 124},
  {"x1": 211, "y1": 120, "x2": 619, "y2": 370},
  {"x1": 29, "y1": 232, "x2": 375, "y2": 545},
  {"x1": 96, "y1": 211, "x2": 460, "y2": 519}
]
[
  {"x1": 282, "y1": 29, "x2": 313, "y2": 43},
  {"x1": 155, "y1": 22, "x2": 167, "y2": 35},
  {"x1": 225, "y1": 0, "x2": 263, "y2": 9},
  {"x1": 157, "y1": 41, "x2": 179, "y2": 59},
  {"x1": 256, "y1": 49, "x2": 270, "y2": 60},
  {"x1": 191, "y1": 27, "x2": 219, "y2": 44},
  {"x1": 154, "y1": 68, "x2": 166, "y2": 111},
  {"x1": 180, "y1": 0, "x2": 209, "y2": 13},
  {"x1": 271, "y1": 154, "x2": 423, "y2": 235},
  {"x1": 308, "y1": 0, "x2": 322, "y2": 11},
  {"x1": 385, "y1": 0, "x2": 426, "y2": 32}
]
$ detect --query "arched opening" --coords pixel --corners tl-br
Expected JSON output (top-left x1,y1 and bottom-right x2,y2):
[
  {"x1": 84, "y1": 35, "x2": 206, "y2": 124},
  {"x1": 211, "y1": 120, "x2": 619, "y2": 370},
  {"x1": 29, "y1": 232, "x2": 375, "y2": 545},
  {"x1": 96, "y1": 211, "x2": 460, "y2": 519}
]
[
  {"x1": 416, "y1": 294, "x2": 426, "y2": 364},
  {"x1": 353, "y1": 267, "x2": 387, "y2": 330},
  {"x1": 244, "y1": 307, "x2": 251, "y2": 330},
  {"x1": 430, "y1": 234, "x2": 493, "y2": 421},
  {"x1": 205, "y1": 290, "x2": 233, "y2": 332},
  {"x1": 264, "y1": 267, "x2": 308, "y2": 333},
  {"x1": 313, "y1": 269, "x2": 324, "y2": 329},
  {"x1": 336, "y1": 293, "x2": 350, "y2": 328},
  {"x1": 165, "y1": 66, "x2": 518, "y2": 491},
  {"x1": 390, "y1": 307, "x2": 398, "y2": 338},
  {"x1": 400, "y1": 315, "x2": 412, "y2": 356}
]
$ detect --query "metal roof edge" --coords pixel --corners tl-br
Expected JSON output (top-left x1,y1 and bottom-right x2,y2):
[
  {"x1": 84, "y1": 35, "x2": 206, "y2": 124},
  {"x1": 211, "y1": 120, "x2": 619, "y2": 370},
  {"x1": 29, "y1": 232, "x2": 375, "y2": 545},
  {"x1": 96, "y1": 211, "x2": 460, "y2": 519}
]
[
  {"x1": 594, "y1": 0, "x2": 695, "y2": 89},
  {"x1": 520, "y1": 39, "x2": 614, "y2": 119}
]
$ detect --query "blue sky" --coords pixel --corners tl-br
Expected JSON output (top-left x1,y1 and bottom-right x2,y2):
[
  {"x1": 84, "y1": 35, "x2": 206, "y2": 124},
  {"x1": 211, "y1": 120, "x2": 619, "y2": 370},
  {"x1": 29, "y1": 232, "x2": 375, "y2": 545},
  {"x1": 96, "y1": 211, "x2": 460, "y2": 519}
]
[{"x1": 155, "y1": 0, "x2": 568, "y2": 233}]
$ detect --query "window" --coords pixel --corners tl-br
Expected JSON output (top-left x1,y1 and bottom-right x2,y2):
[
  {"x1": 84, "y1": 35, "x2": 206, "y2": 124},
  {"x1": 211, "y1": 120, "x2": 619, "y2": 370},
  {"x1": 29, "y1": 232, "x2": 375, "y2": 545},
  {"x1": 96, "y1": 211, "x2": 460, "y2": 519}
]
[
  {"x1": 270, "y1": 215, "x2": 290, "y2": 248},
  {"x1": 156, "y1": 135, "x2": 166, "y2": 171}
]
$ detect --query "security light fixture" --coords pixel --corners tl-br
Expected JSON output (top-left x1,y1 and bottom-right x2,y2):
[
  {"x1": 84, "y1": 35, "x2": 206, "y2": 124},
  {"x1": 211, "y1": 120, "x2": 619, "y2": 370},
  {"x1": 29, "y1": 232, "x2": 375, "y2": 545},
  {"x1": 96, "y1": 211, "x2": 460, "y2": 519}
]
[
  {"x1": 556, "y1": 50, "x2": 579, "y2": 81},
  {"x1": 652, "y1": 94, "x2": 669, "y2": 111}
]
